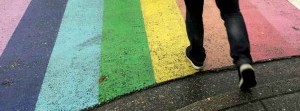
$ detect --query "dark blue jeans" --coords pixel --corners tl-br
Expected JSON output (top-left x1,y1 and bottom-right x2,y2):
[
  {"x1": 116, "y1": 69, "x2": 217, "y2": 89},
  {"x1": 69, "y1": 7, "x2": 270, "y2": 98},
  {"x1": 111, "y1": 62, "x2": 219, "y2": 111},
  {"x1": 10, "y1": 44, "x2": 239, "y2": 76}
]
[{"x1": 184, "y1": 0, "x2": 253, "y2": 66}]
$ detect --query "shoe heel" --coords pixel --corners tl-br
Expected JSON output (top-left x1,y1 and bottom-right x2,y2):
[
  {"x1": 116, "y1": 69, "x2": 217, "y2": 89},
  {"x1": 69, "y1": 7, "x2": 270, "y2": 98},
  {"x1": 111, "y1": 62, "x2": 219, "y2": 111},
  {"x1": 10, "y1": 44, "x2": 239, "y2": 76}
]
[
  {"x1": 240, "y1": 69, "x2": 257, "y2": 90},
  {"x1": 186, "y1": 55, "x2": 203, "y2": 70},
  {"x1": 239, "y1": 64, "x2": 257, "y2": 90}
]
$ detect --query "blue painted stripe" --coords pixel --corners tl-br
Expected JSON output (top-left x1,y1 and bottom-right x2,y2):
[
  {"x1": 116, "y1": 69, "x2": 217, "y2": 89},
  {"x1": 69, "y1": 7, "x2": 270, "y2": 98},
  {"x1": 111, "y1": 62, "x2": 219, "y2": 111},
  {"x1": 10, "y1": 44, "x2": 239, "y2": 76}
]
[
  {"x1": 0, "y1": 0, "x2": 67, "y2": 110},
  {"x1": 34, "y1": 0, "x2": 103, "y2": 110}
]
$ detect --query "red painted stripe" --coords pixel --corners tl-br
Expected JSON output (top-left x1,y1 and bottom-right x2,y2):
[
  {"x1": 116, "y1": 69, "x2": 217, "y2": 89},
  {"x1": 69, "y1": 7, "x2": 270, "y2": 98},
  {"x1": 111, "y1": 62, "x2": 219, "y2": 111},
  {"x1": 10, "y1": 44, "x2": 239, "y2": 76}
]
[{"x1": 240, "y1": 0, "x2": 299, "y2": 61}]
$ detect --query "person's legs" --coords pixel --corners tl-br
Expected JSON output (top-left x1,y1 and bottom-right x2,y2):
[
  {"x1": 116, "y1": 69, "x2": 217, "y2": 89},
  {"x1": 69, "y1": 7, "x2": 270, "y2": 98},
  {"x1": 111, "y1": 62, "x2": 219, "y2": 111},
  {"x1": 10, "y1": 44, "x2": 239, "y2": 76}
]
[
  {"x1": 215, "y1": 0, "x2": 256, "y2": 90},
  {"x1": 215, "y1": 0, "x2": 252, "y2": 66},
  {"x1": 184, "y1": 0, "x2": 206, "y2": 69}
]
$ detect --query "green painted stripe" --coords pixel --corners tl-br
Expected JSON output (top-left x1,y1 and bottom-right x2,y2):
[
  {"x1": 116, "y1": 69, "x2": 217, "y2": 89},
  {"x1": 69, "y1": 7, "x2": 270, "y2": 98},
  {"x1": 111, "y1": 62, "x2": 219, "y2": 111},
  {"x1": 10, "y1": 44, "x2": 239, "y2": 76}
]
[{"x1": 100, "y1": 0, "x2": 155, "y2": 102}]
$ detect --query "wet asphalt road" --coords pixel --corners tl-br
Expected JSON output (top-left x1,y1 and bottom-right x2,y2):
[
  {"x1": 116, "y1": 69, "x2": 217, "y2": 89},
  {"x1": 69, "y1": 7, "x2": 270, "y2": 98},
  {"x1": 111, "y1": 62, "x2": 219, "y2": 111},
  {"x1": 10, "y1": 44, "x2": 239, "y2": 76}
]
[{"x1": 89, "y1": 57, "x2": 300, "y2": 111}]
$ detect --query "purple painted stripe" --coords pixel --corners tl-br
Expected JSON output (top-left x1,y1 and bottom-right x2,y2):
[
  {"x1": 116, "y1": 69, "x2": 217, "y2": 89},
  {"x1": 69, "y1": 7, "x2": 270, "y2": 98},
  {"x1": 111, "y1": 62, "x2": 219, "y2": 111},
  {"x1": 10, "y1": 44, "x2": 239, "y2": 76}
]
[
  {"x1": 0, "y1": 0, "x2": 67, "y2": 110},
  {"x1": 0, "y1": 0, "x2": 31, "y2": 56}
]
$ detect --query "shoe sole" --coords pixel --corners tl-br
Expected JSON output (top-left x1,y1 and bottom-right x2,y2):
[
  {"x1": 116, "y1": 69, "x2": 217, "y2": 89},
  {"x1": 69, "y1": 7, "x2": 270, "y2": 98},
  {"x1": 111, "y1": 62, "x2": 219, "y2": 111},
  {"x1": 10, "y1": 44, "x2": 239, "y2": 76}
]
[
  {"x1": 239, "y1": 64, "x2": 257, "y2": 90},
  {"x1": 186, "y1": 55, "x2": 203, "y2": 70}
]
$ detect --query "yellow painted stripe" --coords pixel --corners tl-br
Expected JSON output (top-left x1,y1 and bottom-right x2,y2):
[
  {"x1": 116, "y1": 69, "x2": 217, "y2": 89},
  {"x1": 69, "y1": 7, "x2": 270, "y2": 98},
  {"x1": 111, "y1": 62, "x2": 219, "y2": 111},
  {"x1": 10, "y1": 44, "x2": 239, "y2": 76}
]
[{"x1": 140, "y1": 0, "x2": 197, "y2": 83}]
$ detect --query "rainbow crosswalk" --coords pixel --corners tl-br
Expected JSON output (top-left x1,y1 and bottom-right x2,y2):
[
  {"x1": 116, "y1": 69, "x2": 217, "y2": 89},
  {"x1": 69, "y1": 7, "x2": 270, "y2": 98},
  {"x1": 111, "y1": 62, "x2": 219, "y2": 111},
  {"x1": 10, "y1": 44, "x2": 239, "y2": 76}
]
[{"x1": 0, "y1": 0, "x2": 299, "y2": 110}]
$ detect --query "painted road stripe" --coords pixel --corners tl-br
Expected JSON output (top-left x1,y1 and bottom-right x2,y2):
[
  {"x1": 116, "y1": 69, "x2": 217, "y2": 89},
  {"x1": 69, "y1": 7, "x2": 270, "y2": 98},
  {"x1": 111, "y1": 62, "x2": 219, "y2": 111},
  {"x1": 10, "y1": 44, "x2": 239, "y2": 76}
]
[
  {"x1": 0, "y1": 0, "x2": 67, "y2": 110},
  {"x1": 100, "y1": 0, "x2": 155, "y2": 103},
  {"x1": 141, "y1": 0, "x2": 196, "y2": 83},
  {"x1": 0, "y1": 0, "x2": 31, "y2": 56},
  {"x1": 34, "y1": 0, "x2": 103, "y2": 110},
  {"x1": 240, "y1": 0, "x2": 299, "y2": 61},
  {"x1": 176, "y1": 0, "x2": 233, "y2": 70},
  {"x1": 250, "y1": 0, "x2": 300, "y2": 48},
  {"x1": 289, "y1": 0, "x2": 300, "y2": 9}
]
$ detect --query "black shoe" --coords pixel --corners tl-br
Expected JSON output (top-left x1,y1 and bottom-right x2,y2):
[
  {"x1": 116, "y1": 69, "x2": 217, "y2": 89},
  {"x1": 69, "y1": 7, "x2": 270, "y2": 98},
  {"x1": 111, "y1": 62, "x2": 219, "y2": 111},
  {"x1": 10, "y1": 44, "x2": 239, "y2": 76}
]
[
  {"x1": 186, "y1": 46, "x2": 205, "y2": 70},
  {"x1": 238, "y1": 64, "x2": 257, "y2": 90}
]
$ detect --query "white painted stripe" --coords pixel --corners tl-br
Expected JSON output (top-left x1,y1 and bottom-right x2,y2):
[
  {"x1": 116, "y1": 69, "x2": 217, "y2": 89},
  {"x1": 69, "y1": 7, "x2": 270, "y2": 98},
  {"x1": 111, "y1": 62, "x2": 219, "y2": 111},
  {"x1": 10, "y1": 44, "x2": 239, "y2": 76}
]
[
  {"x1": 289, "y1": 0, "x2": 300, "y2": 9},
  {"x1": 35, "y1": 0, "x2": 103, "y2": 110}
]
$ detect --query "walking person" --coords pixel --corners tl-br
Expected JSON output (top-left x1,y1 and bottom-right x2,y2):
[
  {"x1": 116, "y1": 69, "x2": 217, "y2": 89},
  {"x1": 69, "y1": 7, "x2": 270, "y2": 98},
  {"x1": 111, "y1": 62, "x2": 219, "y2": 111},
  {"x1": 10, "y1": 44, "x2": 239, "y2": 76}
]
[{"x1": 184, "y1": 0, "x2": 257, "y2": 90}]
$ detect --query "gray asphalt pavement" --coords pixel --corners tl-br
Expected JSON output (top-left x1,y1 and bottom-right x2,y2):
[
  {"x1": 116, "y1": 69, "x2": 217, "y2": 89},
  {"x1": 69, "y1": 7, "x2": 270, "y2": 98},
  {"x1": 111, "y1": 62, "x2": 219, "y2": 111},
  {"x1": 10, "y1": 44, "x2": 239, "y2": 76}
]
[{"x1": 88, "y1": 57, "x2": 300, "y2": 111}]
